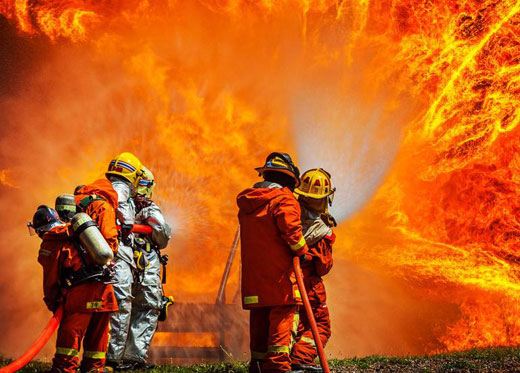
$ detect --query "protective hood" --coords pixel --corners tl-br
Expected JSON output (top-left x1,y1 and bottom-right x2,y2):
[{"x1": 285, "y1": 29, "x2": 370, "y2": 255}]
[
  {"x1": 300, "y1": 205, "x2": 332, "y2": 246},
  {"x1": 237, "y1": 185, "x2": 290, "y2": 215},
  {"x1": 41, "y1": 223, "x2": 71, "y2": 241},
  {"x1": 77, "y1": 178, "x2": 119, "y2": 210}
]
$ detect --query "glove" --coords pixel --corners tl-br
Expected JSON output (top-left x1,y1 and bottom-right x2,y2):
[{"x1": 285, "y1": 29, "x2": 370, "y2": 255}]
[
  {"x1": 299, "y1": 254, "x2": 312, "y2": 263},
  {"x1": 321, "y1": 213, "x2": 337, "y2": 227},
  {"x1": 45, "y1": 296, "x2": 61, "y2": 313},
  {"x1": 120, "y1": 223, "x2": 133, "y2": 245},
  {"x1": 135, "y1": 195, "x2": 153, "y2": 212},
  {"x1": 160, "y1": 254, "x2": 169, "y2": 265}
]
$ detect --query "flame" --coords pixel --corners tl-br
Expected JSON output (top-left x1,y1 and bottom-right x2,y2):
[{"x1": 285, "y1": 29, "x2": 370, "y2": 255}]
[
  {"x1": 1, "y1": 0, "x2": 520, "y2": 359},
  {"x1": 0, "y1": 169, "x2": 16, "y2": 188}
]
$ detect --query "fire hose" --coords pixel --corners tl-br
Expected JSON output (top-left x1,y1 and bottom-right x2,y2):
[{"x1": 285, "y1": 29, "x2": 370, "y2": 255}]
[
  {"x1": 0, "y1": 306, "x2": 63, "y2": 373},
  {"x1": 117, "y1": 224, "x2": 153, "y2": 235},
  {"x1": 293, "y1": 256, "x2": 331, "y2": 373},
  {"x1": 0, "y1": 225, "x2": 153, "y2": 372}
]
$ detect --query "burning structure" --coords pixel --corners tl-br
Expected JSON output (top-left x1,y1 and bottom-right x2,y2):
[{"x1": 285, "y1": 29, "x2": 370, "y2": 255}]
[{"x1": 0, "y1": 0, "x2": 520, "y2": 362}]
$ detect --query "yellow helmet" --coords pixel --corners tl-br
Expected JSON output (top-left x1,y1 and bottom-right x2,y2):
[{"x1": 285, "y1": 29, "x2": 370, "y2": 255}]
[
  {"x1": 136, "y1": 166, "x2": 155, "y2": 197},
  {"x1": 295, "y1": 168, "x2": 335, "y2": 199},
  {"x1": 106, "y1": 152, "x2": 144, "y2": 187}
]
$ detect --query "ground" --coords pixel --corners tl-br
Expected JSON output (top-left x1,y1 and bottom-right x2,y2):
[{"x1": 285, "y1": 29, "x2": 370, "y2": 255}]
[{"x1": 3, "y1": 347, "x2": 520, "y2": 372}]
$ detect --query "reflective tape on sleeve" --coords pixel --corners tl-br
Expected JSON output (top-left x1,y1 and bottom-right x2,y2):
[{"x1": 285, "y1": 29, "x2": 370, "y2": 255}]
[
  {"x1": 244, "y1": 296, "x2": 259, "y2": 305},
  {"x1": 84, "y1": 350, "x2": 106, "y2": 359},
  {"x1": 289, "y1": 237, "x2": 306, "y2": 251},
  {"x1": 267, "y1": 345, "x2": 290, "y2": 354},
  {"x1": 56, "y1": 347, "x2": 79, "y2": 356}
]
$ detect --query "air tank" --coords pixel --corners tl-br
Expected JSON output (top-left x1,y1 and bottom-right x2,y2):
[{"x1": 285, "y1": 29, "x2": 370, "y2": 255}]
[{"x1": 71, "y1": 213, "x2": 114, "y2": 265}]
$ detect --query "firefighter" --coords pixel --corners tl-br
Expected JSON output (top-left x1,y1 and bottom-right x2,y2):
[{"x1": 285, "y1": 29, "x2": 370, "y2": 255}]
[
  {"x1": 74, "y1": 176, "x2": 120, "y2": 254},
  {"x1": 100, "y1": 152, "x2": 146, "y2": 370},
  {"x1": 33, "y1": 205, "x2": 118, "y2": 373},
  {"x1": 55, "y1": 194, "x2": 77, "y2": 223},
  {"x1": 237, "y1": 152, "x2": 309, "y2": 373},
  {"x1": 122, "y1": 166, "x2": 172, "y2": 368},
  {"x1": 290, "y1": 169, "x2": 336, "y2": 372}
]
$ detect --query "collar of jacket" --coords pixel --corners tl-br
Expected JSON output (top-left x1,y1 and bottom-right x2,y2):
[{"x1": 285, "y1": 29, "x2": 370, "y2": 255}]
[{"x1": 253, "y1": 181, "x2": 282, "y2": 189}]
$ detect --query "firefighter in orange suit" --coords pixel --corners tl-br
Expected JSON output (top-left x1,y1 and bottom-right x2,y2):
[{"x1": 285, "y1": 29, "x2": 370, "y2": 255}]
[
  {"x1": 237, "y1": 152, "x2": 309, "y2": 373},
  {"x1": 33, "y1": 205, "x2": 118, "y2": 373},
  {"x1": 290, "y1": 169, "x2": 336, "y2": 372},
  {"x1": 74, "y1": 178, "x2": 120, "y2": 253}
]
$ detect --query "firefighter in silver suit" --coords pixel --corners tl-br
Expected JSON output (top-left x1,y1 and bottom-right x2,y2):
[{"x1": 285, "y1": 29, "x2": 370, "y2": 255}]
[
  {"x1": 123, "y1": 166, "x2": 171, "y2": 369},
  {"x1": 104, "y1": 152, "x2": 144, "y2": 370}
]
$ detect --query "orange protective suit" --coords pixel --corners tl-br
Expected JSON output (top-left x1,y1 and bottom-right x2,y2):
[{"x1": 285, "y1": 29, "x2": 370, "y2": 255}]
[
  {"x1": 237, "y1": 184, "x2": 308, "y2": 372},
  {"x1": 38, "y1": 224, "x2": 118, "y2": 373},
  {"x1": 290, "y1": 232, "x2": 335, "y2": 367},
  {"x1": 74, "y1": 179, "x2": 119, "y2": 253}
]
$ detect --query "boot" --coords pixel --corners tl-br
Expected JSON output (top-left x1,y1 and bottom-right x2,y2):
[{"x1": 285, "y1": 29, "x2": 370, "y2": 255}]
[{"x1": 291, "y1": 364, "x2": 323, "y2": 372}]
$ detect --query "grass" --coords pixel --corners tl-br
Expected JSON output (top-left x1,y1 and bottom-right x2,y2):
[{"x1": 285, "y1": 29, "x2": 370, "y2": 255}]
[{"x1": 3, "y1": 347, "x2": 520, "y2": 372}]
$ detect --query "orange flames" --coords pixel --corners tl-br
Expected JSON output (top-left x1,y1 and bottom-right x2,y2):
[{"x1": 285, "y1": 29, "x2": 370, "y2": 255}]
[{"x1": 1, "y1": 0, "x2": 520, "y2": 358}]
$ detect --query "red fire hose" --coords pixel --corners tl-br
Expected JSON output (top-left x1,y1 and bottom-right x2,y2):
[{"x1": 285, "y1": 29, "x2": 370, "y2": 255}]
[
  {"x1": 0, "y1": 306, "x2": 64, "y2": 373},
  {"x1": 116, "y1": 224, "x2": 153, "y2": 235},
  {"x1": 131, "y1": 224, "x2": 152, "y2": 235},
  {"x1": 293, "y1": 256, "x2": 331, "y2": 373}
]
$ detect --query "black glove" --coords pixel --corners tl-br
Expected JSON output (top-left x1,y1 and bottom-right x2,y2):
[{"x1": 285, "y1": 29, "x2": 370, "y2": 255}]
[
  {"x1": 45, "y1": 297, "x2": 61, "y2": 313},
  {"x1": 120, "y1": 223, "x2": 133, "y2": 244},
  {"x1": 160, "y1": 254, "x2": 169, "y2": 265},
  {"x1": 135, "y1": 195, "x2": 153, "y2": 212},
  {"x1": 299, "y1": 254, "x2": 312, "y2": 263}
]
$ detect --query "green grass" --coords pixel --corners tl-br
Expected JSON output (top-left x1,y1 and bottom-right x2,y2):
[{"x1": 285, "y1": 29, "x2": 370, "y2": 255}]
[{"x1": 3, "y1": 347, "x2": 520, "y2": 372}]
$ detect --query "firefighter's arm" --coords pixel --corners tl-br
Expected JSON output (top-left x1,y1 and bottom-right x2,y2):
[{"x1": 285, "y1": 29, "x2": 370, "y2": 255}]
[
  {"x1": 113, "y1": 181, "x2": 135, "y2": 226},
  {"x1": 314, "y1": 232, "x2": 335, "y2": 276},
  {"x1": 273, "y1": 194, "x2": 308, "y2": 256},
  {"x1": 137, "y1": 202, "x2": 171, "y2": 249},
  {"x1": 37, "y1": 246, "x2": 62, "y2": 312}
]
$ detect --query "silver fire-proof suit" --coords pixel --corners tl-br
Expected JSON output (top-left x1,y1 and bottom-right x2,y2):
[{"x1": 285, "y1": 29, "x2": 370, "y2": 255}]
[
  {"x1": 107, "y1": 177, "x2": 137, "y2": 363},
  {"x1": 123, "y1": 201, "x2": 171, "y2": 364}
]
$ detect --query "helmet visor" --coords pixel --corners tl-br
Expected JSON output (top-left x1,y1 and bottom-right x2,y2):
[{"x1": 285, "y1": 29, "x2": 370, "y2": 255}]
[{"x1": 328, "y1": 187, "x2": 336, "y2": 206}]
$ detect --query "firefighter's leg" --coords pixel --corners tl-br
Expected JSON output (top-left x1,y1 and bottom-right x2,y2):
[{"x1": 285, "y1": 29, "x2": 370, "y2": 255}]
[
  {"x1": 123, "y1": 251, "x2": 162, "y2": 364},
  {"x1": 80, "y1": 311, "x2": 111, "y2": 372},
  {"x1": 249, "y1": 307, "x2": 269, "y2": 373},
  {"x1": 263, "y1": 305, "x2": 299, "y2": 372},
  {"x1": 290, "y1": 303, "x2": 331, "y2": 366},
  {"x1": 51, "y1": 312, "x2": 91, "y2": 373},
  {"x1": 106, "y1": 257, "x2": 134, "y2": 362}
]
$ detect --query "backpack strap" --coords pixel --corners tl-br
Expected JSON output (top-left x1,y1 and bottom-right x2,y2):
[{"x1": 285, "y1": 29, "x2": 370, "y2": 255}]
[{"x1": 76, "y1": 194, "x2": 106, "y2": 212}]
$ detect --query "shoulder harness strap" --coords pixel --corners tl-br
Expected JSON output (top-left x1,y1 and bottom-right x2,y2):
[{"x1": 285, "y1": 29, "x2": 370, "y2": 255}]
[{"x1": 77, "y1": 194, "x2": 106, "y2": 212}]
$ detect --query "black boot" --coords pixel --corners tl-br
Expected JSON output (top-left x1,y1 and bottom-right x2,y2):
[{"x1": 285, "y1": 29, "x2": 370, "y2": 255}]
[
  {"x1": 291, "y1": 364, "x2": 323, "y2": 373},
  {"x1": 105, "y1": 360, "x2": 135, "y2": 371},
  {"x1": 129, "y1": 361, "x2": 156, "y2": 370}
]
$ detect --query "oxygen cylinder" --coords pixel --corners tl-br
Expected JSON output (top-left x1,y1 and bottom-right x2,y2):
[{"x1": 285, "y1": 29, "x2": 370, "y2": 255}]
[{"x1": 71, "y1": 213, "x2": 114, "y2": 265}]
